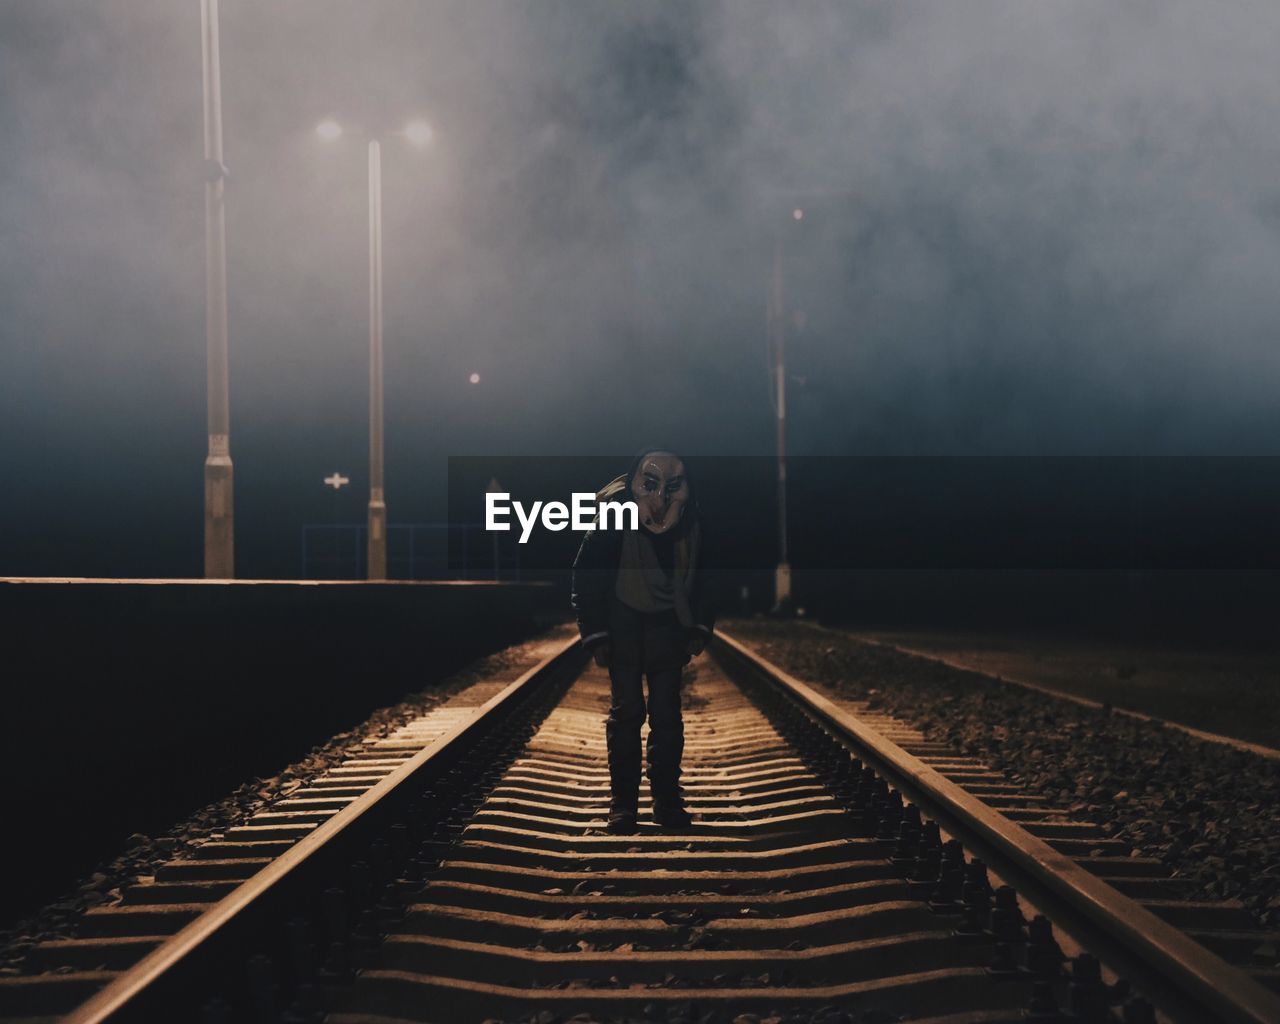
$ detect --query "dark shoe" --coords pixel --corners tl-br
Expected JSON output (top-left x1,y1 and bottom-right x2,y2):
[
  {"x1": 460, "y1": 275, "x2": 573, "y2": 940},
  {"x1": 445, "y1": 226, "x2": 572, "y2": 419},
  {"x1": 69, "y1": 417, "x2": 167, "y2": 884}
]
[
  {"x1": 652, "y1": 801, "x2": 693, "y2": 829},
  {"x1": 606, "y1": 809, "x2": 638, "y2": 834}
]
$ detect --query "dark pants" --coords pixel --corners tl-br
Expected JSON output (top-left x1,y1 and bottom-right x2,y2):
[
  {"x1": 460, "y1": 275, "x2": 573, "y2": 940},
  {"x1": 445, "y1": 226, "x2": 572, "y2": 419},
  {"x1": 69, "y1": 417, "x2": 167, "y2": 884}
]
[{"x1": 605, "y1": 600, "x2": 688, "y2": 812}]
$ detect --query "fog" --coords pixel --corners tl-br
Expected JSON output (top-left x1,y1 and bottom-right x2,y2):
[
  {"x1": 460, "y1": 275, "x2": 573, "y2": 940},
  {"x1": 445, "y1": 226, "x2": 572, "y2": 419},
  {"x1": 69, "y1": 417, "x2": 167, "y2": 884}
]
[{"x1": 2, "y1": 2, "x2": 1279, "y2": 576}]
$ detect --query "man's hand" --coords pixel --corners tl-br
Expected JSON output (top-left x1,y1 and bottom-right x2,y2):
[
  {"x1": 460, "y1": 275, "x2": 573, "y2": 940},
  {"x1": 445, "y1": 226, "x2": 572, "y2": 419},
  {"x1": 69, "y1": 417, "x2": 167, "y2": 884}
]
[
  {"x1": 686, "y1": 631, "x2": 707, "y2": 658},
  {"x1": 591, "y1": 642, "x2": 611, "y2": 668}
]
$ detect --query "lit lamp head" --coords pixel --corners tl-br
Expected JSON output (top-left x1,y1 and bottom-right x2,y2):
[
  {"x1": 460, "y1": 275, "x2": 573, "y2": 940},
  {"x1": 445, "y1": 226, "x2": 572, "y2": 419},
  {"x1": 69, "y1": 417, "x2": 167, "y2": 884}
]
[
  {"x1": 404, "y1": 120, "x2": 434, "y2": 148},
  {"x1": 315, "y1": 119, "x2": 343, "y2": 142}
]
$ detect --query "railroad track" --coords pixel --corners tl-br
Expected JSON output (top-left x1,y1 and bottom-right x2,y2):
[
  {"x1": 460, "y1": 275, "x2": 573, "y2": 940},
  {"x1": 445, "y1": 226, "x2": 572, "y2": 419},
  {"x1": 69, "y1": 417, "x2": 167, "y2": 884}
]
[
  {"x1": 2, "y1": 630, "x2": 1277, "y2": 1023},
  {"x1": 729, "y1": 630, "x2": 1280, "y2": 991}
]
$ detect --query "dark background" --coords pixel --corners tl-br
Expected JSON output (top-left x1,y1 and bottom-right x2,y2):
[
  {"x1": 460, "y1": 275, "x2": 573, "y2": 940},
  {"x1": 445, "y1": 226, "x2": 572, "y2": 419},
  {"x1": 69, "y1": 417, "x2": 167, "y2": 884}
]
[{"x1": 0, "y1": 580, "x2": 550, "y2": 922}]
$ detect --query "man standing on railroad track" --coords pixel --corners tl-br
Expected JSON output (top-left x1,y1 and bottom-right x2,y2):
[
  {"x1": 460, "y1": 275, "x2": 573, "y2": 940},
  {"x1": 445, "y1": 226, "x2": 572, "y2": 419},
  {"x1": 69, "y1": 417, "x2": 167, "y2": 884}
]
[{"x1": 571, "y1": 449, "x2": 716, "y2": 834}]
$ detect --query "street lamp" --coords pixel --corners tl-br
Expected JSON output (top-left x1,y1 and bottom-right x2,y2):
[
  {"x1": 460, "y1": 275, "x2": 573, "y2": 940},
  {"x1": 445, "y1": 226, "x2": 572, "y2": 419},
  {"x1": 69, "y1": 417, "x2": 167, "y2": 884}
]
[
  {"x1": 317, "y1": 117, "x2": 433, "y2": 580},
  {"x1": 761, "y1": 187, "x2": 853, "y2": 612},
  {"x1": 404, "y1": 120, "x2": 433, "y2": 148},
  {"x1": 201, "y1": 0, "x2": 233, "y2": 578},
  {"x1": 767, "y1": 206, "x2": 810, "y2": 612},
  {"x1": 768, "y1": 230, "x2": 790, "y2": 611}
]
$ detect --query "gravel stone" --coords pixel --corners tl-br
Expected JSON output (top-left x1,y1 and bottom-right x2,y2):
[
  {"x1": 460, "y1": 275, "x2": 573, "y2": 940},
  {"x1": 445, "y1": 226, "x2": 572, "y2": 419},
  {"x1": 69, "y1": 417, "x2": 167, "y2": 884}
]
[
  {"x1": 0, "y1": 630, "x2": 569, "y2": 974},
  {"x1": 729, "y1": 619, "x2": 1280, "y2": 932}
]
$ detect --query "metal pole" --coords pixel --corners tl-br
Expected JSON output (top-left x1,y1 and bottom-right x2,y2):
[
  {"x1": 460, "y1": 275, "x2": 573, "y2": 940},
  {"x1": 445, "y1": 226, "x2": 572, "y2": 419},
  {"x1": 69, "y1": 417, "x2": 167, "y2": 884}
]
[
  {"x1": 771, "y1": 234, "x2": 791, "y2": 610},
  {"x1": 367, "y1": 139, "x2": 388, "y2": 579},
  {"x1": 201, "y1": 0, "x2": 234, "y2": 578}
]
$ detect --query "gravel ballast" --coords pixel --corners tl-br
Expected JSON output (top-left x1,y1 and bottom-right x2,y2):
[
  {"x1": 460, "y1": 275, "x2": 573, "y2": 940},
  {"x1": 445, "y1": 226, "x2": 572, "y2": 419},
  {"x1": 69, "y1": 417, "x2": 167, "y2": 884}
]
[
  {"x1": 725, "y1": 619, "x2": 1280, "y2": 937},
  {"x1": 0, "y1": 627, "x2": 572, "y2": 978}
]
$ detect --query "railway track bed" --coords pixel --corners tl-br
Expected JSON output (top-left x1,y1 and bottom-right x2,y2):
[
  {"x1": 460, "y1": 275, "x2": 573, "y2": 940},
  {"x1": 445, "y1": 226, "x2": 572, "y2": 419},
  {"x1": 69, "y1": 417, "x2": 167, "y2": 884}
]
[
  {"x1": 328, "y1": 660, "x2": 1027, "y2": 1024},
  {"x1": 2, "y1": 626, "x2": 1278, "y2": 1023}
]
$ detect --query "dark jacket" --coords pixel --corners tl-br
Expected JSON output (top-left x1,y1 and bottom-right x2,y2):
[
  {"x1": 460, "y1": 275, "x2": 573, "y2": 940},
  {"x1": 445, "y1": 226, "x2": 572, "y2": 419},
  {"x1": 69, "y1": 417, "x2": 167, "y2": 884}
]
[
  {"x1": 571, "y1": 520, "x2": 716, "y2": 648},
  {"x1": 571, "y1": 487, "x2": 715, "y2": 648}
]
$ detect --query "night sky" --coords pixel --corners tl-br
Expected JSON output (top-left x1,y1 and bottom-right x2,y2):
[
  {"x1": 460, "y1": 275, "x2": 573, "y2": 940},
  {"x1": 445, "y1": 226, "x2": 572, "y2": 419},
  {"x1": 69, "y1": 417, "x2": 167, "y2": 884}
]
[{"x1": 3, "y1": 2, "x2": 1280, "y2": 579}]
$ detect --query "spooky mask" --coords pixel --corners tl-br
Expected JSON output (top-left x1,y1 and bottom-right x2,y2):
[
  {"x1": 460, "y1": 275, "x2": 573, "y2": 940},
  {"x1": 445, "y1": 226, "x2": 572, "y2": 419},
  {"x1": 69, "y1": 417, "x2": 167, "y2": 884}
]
[{"x1": 629, "y1": 452, "x2": 689, "y2": 534}]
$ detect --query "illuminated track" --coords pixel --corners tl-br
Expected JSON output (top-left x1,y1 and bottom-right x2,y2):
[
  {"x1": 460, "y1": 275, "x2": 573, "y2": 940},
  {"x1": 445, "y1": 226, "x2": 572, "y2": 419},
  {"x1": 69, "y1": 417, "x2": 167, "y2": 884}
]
[
  {"x1": 717, "y1": 631, "x2": 1280, "y2": 1001},
  {"x1": 3, "y1": 631, "x2": 1278, "y2": 1023}
]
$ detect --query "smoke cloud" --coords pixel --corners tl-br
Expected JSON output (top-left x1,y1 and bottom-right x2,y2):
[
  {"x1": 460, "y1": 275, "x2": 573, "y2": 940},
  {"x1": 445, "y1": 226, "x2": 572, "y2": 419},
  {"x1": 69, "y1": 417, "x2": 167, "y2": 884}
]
[{"x1": 2, "y1": 1, "x2": 1279, "y2": 575}]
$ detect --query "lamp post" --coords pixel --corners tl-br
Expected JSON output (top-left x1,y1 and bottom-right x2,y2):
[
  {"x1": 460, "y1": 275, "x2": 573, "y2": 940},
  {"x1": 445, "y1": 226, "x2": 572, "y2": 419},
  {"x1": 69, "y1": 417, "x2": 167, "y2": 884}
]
[
  {"x1": 317, "y1": 118, "x2": 432, "y2": 580},
  {"x1": 201, "y1": 0, "x2": 233, "y2": 578},
  {"x1": 768, "y1": 218, "x2": 799, "y2": 611},
  {"x1": 763, "y1": 191, "x2": 851, "y2": 612},
  {"x1": 367, "y1": 138, "x2": 386, "y2": 578}
]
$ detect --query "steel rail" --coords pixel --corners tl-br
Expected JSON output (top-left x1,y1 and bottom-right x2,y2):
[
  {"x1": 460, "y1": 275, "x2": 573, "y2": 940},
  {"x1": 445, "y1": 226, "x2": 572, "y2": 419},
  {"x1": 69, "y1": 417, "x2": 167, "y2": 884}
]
[
  {"x1": 62, "y1": 633, "x2": 584, "y2": 1024},
  {"x1": 715, "y1": 628, "x2": 1280, "y2": 1024}
]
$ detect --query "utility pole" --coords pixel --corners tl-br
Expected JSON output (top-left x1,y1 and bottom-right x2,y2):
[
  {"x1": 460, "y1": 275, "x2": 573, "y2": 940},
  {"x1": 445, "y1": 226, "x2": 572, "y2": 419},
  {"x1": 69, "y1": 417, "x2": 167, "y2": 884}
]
[
  {"x1": 769, "y1": 233, "x2": 791, "y2": 610},
  {"x1": 201, "y1": 0, "x2": 233, "y2": 578},
  {"x1": 367, "y1": 139, "x2": 387, "y2": 579}
]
